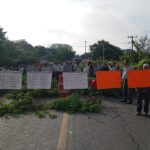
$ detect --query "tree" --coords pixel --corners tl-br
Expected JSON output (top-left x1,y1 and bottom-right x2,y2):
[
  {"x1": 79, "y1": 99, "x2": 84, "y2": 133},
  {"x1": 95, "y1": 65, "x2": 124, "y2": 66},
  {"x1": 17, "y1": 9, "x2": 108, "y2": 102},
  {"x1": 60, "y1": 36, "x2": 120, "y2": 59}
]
[
  {"x1": 49, "y1": 44, "x2": 75, "y2": 61},
  {"x1": 119, "y1": 50, "x2": 144, "y2": 64},
  {"x1": 90, "y1": 40, "x2": 123, "y2": 60},
  {"x1": 0, "y1": 27, "x2": 7, "y2": 41},
  {"x1": 14, "y1": 39, "x2": 33, "y2": 51},
  {"x1": 0, "y1": 40, "x2": 18, "y2": 65},
  {"x1": 0, "y1": 27, "x2": 6, "y2": 63},
  {"x1": 0, "y1": 26, "x2": 76, "y2": 66},
  {"x1": 134, "y1": 35, "x2": 150, "y2": 54},
  {"x1": 34, "y1": 46, "x2": 50, "y2": 62},
  {"x1": 80, "y1": 52, "x2": 91, "y2": 60}
]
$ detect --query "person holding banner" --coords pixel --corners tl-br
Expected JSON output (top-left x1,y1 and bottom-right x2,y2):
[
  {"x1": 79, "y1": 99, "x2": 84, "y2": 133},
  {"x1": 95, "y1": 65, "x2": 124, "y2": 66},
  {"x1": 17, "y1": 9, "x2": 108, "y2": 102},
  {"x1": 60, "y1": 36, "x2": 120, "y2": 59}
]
[
  {"x1": 120, "y1": 59, "x2": 133, "y2": 104},
  {"x1": 88, "y1": 61, "x2": 95, "y2": 77},
  {"x1": 136, "y1": 64, "x2": 150, "y2": 117}
]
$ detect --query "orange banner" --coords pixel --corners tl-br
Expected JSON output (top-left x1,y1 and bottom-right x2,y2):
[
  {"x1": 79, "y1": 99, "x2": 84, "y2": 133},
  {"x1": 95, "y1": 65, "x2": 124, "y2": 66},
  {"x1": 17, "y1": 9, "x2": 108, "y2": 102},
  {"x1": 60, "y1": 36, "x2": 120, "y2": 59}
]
[
  {"x1": 96, "y1": 71, "x2": 122, "y2": 89},
  {"x1": 128, "y1": 70, "x2": 150, "y2": 88}
]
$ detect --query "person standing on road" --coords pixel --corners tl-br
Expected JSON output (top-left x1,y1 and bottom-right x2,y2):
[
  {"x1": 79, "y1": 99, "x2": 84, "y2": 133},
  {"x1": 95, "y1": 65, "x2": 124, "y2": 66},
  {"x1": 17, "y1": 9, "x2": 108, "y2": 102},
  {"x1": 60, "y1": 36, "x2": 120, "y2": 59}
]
[
  {"x1": 136, "y1": 63, "x2": 150, "y2": 117},
  {"x1": 88, "y1": 61, "x2": 95, "y2": 77},
  {"x1": 120, "y1": 59, "x2": 133, "y2": 104}
]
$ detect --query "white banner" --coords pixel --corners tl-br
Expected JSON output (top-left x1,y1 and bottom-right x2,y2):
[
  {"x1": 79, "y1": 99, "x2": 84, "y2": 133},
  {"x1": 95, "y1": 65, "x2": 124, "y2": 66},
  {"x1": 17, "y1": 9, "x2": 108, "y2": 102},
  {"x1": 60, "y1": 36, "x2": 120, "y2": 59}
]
[
  {"x1": 63, "y1": 72, "x2": 88, "y2": 89},
  {"x1": 0, "y1": 71, "x2": 22, "y2": 89},
  {"x1": 27, "y1": 72, "x2": 52, "y2": 89}
]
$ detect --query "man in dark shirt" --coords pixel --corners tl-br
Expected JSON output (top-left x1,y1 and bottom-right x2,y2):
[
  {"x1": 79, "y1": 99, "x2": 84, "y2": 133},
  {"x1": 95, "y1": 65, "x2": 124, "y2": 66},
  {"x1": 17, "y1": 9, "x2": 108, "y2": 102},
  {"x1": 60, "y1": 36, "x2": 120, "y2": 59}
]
[{"x1": 136, "y1": 63, "x2": 150, "y2": 117}]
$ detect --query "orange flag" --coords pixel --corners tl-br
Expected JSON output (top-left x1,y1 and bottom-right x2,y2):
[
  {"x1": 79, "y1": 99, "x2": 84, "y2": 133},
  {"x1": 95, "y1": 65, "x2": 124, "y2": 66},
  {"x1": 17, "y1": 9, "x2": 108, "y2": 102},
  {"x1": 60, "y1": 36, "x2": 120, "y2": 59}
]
[
  {"x1": 96, "y1": 71, "x2": 122, "y2": 89},
  {"x1": 128, "y1": 70, "x2": 150, "y2": 88}
]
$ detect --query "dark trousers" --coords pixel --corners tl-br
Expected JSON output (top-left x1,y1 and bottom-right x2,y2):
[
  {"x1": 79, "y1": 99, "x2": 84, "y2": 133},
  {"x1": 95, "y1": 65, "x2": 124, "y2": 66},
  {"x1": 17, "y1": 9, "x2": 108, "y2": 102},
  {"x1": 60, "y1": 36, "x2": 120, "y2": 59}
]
[
  {"x1": 122, "y1": 79, "x2": 133, "y2": 102},
  {"x1": 137, "y1": 92, "x2": 150, "y2": 114}
]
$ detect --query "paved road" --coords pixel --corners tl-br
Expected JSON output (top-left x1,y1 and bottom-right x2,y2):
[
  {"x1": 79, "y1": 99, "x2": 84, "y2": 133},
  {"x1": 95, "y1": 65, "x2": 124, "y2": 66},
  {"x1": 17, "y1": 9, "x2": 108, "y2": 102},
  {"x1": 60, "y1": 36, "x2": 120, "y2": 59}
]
[
  {"x1": 0, "y1": 98, "x2": 150, "y2": 150},
  {"x1": 0, "y1": 112, "x2": 63, "y2": 150},
  {"x1": 67, "y1": 98, "x2": 150, "y2": 150}
]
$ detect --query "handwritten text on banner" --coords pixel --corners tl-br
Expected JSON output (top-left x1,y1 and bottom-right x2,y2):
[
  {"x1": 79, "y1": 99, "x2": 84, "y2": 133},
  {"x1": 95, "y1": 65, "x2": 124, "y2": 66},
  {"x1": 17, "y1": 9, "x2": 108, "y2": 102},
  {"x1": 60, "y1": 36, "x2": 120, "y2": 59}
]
[
  {"x1": 63, "y1": 72, "x2": 88, "y2": 89},
  {"x1": 27, "y1": 72, "x2": 52, "y2": 89},
  {"x1": 0, "y1": 71, "x2": 22, "y2": 89}
]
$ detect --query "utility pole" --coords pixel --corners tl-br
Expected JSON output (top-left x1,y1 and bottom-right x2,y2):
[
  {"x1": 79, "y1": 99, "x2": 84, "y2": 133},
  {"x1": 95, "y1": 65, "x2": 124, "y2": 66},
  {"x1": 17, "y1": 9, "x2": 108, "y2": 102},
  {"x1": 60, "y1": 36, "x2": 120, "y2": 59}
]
[
  {"x1": 128, "y1": 35, "x2": 137, "y2": 51},
  {"x1": 84, "y1": 41, "x2": 87, "y2": 60},
  {"x1": 102, "y1": 43, "x2": 105, "y2": 61}
]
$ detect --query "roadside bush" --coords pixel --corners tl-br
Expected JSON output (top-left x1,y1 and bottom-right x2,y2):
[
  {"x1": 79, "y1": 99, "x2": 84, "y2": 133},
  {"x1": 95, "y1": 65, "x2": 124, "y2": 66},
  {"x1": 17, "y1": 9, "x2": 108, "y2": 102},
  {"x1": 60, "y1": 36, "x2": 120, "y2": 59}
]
[
  {"x1": 29, "y1": 89, "x2": 58, "y2": 98},
  {"x1": 52, "y1": 98, "x2": 66, "y2": 111},
  {"x1": 4, "y1": 88, "x2": 58, "y2": 100},
  {"x1": 90, "y1": 104, "x2": 100, "y2": 113},
  {"x1": 81, "y1": 100, "x2": 89, "y2": 113},
  {"x1": 0, "y1": 92, "x2": 33, "y2": 116},
  {"x1": 48, "y1": 93, "x2": 101, "y2": 113},
  {"x1": 0, "y1": 92, "x2": 102, "y2": 118},
  {"x1": 65, "y1": 93, "x2": 81, "y2": 113},
  {"x1": 0, "y1": 90, "x2": 10, "y2": 97},
  {"x1": 35, "y1": 111, "x2": 46, "y2": 118}
]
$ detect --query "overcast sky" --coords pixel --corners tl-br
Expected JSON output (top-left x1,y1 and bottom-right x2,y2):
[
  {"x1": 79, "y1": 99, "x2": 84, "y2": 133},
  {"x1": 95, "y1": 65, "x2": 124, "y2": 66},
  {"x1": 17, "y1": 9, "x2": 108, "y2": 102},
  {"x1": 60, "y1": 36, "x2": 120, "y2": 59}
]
[{"x1": 0, "y1": 0, "x2": 150, "y2": 54}]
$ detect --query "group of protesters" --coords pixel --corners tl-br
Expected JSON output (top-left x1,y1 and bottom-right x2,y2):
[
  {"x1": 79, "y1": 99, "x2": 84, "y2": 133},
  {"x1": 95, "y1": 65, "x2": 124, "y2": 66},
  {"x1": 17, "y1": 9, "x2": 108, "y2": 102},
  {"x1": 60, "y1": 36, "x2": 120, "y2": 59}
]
[
  {"x1": 120, "y1": 59, "x2": 150, "y2": 117},
  {"x1": 0, "y1": 59, "x2": 149, "y2": 116},
  {"x1": 88, "y1": 59, "x2": 150, "y2": 117}
]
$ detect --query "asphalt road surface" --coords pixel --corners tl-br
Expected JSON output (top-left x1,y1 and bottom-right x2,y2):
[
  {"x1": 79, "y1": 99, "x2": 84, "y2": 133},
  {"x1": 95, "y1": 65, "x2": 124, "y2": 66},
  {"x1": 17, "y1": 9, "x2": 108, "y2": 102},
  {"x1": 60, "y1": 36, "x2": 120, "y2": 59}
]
[
  {"x1": 67, "y1": 99, "x2": 150, "y2": 150},
  {"x1": 0, "y1": 98, "x2": 150, "y2": 150}
]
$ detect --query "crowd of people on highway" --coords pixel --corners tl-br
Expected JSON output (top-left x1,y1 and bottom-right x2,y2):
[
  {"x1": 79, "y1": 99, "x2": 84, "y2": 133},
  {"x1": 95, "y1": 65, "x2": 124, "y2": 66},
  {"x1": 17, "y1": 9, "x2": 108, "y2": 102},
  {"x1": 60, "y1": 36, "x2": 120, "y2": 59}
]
[
  {"x1": 88, "y1": 59, "x2": 150, "y2": 117},
  {"x1": 0, "y1": 59, "x2": 149, "y2": 117},
  {"x1": 120, "y1": 60, "x2": 150, "y2": 117}
]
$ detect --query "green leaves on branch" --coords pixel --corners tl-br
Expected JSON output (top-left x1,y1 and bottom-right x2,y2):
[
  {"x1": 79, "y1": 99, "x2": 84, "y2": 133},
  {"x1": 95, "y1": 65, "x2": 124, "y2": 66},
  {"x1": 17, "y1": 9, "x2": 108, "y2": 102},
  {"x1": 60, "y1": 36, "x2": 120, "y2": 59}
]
[
  {"x1": 48, "y1": 93, "x2": 102, "y2": 113},
  {"x1": 0, "y1": 92, "x2": 101, "y2": 118}
]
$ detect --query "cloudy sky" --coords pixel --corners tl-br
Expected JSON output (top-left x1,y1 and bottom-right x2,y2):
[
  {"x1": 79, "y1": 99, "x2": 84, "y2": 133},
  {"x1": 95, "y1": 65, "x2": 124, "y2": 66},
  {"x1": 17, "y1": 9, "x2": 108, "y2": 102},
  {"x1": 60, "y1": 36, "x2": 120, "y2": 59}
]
[{"x1": 0, "y1": 0, "x2": 150, "y2": 54}]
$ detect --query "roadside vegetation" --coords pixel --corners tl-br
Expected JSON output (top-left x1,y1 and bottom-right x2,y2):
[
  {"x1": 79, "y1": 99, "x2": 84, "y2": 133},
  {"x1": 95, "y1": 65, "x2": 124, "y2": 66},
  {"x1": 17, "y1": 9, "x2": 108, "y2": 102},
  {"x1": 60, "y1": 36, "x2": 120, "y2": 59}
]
[
  {"x1": 1, "y1": 27, "x2": 150, "y2": 119},
  {"x1": 0, "y1": 91, "x2": 102, "y2": 118}
]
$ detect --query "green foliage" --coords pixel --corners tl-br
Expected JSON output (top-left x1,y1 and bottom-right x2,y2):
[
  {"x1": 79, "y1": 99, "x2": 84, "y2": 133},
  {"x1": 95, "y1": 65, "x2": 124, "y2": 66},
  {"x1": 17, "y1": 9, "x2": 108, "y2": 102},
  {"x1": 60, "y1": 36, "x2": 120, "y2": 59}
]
[
  {"x1": 81, "y1": 100, "x2": 89, "y2": 113},
  {"x1": 0, "y1": 27, "x2": 75, "y2": 66},
  {"x1": 90, "y1": 40, "x2": 123, "y2": 60},
  {"x1": 119, "y1": 51, "x2": 147, "y2": 64},
  {"x1": 35, "y1": 110, "x2": 57, "y2": 119},
  {"x1": 30, "y1": 90, "x2": 53, "y2": 98},
  {"x1": 0, "y1": 90, "x2": 10, "y2": 97},
  {"x1": 50, "y1": 44, "x2": 75, "y2": 62},
  {"x1": 49, "y1": 93, "x2": 102, "y2": 113},
  {"x1": 119, "y1": 49, "x2": 150, "y2": 69},
  {"x1": 0, "y1": 92, "x2": 33, "y2": 117},
  {"x1": 136, "y1": 57, "x2": 150, "y2": 69},
  {"x1": 51, "y1": 98, "x2": 67, "y2": 111},
  {"x1": 65, "y1": 93, "x2": 81, "y2": 113},
  {"x1": 90, "y1": 104, "x2": 100, "y2": 113},
  {"x1": 134, "y1": 35, "x2": 150, "y2": 54},
  {"x1": 0, "y1": 92, "x2": 102, "y2": 118},
  {"x1": 81, "y1": 97, "x2": 101, "y2": 113},
  {"x1": 35, "y1": 111, "x2": 46, "y2": 118},
  {"x1": 48, "y1": 112, "x2": 57, "y2": 119},
  {"x1": 48, "y1": 93, "x2": 81, "y2": 113},
  {"x1": 4, "y1": 89, "x2": 58, "y2": 99},
  {"x1": 0, "y1": 100, "x2": 15, "y2": 116},
  {"x1": 0, "y1": 27, "x2": 7, "y2": 41}
]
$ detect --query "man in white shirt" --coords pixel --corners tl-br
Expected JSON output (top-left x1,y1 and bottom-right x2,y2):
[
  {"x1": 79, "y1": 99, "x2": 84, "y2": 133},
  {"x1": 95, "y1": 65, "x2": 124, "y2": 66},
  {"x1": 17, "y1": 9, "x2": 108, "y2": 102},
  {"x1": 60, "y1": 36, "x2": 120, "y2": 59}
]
[{"x1": 121, "y1": 59, "x2": 133, "y2": 104}]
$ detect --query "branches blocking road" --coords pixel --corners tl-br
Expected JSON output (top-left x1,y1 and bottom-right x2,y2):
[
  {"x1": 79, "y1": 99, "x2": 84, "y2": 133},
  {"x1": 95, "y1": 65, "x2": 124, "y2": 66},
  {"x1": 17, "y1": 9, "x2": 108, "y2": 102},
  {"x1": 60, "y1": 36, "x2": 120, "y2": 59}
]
[
  {"x1": 96, "y1": 71, "x2": 122, "y2": 89},
  {"x1": 128, "y1": 70, "x2": 150, "y2": 88}
]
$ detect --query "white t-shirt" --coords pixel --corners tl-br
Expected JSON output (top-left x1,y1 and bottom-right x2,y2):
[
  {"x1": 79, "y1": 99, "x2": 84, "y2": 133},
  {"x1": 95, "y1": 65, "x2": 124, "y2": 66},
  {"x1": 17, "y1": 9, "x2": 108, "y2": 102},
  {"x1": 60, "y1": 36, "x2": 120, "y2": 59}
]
[{"x1": 122, "y1": 65, "x2": 133, "y2": 79}]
